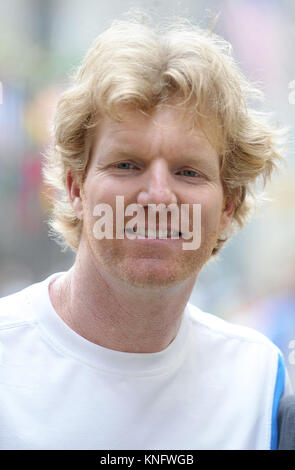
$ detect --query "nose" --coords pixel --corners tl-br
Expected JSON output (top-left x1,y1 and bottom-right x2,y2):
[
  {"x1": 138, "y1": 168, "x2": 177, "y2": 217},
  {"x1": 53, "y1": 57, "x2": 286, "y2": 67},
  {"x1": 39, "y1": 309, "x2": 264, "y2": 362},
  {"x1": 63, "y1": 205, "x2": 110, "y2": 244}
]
[{"x1": 137, "y1": 159, "x2": 177, "y2": 206}]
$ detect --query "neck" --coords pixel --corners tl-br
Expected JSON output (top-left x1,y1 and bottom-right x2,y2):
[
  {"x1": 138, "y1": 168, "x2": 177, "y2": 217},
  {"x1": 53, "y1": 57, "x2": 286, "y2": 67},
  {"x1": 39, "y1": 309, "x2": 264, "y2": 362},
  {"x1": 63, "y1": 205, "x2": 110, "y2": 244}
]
[{"x1": 49, "y1": 243, "x2": 197, "y2": 353}]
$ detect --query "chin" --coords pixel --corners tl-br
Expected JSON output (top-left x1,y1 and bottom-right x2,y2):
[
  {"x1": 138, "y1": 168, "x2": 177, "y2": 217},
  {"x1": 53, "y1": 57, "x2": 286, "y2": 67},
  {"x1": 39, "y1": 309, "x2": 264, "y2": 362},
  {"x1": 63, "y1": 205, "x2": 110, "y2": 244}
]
[
  {"x1": 87, "y1": 236, "x2": 213, "y2": 288},
  {"x1": 109, "y1": 258, "x2": 198, "y2": 289}
]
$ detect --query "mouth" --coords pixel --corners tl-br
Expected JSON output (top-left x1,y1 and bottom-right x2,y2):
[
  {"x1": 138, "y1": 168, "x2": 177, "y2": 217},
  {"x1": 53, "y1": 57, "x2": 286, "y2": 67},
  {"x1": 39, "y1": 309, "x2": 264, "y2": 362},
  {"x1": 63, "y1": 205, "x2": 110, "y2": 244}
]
[{"x1": 125, "y1": 227, "x2": 182, "y2": 239}]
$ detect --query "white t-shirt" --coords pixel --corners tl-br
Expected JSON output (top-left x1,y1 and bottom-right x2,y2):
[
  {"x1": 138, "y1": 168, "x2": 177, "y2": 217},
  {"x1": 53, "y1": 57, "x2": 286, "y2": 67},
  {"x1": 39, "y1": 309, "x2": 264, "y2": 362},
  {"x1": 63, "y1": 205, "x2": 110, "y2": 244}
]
[{"x1": 0, "y1": 272, "x2": 292, "y2": 450}]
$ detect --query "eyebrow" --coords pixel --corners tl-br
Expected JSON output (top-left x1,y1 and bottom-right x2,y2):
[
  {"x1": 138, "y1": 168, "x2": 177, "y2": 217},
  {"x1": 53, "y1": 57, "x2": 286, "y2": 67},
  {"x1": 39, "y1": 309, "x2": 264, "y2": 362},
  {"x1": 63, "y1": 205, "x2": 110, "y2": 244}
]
[
  {"x1": 102, "y1": 149, "x2": 141, "y2": 160},
  {"x1": 102, "y1": 147, "x2": 216, "y2": 160}
]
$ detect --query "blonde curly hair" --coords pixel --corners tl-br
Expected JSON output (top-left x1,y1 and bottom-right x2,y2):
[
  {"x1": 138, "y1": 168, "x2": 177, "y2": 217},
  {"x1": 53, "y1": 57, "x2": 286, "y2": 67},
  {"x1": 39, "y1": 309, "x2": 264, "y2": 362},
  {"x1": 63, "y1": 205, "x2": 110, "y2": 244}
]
[{"x1": 43, "y1": 15, "x2": 286, "y2": 254}]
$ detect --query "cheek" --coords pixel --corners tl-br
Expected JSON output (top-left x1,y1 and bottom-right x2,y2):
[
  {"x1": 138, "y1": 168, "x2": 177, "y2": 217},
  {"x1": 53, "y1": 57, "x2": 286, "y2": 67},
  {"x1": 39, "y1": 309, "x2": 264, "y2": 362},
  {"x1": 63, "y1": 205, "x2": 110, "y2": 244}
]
[
  {"x1": 83, "y1": 178, "x2": 108, "y2": 205},
  {"x1": 84, "y1": 176, "x2": 136, "y2": 207},
  {"x1": 196, "y1": 189, "x2": 224, "y2": 231}
]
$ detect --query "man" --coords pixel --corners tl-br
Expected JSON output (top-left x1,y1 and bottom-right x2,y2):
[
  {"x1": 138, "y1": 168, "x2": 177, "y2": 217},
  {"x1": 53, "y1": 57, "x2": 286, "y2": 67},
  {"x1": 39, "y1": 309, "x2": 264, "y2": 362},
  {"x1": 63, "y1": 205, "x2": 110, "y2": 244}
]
[{"x1": 0, "y1": 16, "x2": 292, "y2": 450}]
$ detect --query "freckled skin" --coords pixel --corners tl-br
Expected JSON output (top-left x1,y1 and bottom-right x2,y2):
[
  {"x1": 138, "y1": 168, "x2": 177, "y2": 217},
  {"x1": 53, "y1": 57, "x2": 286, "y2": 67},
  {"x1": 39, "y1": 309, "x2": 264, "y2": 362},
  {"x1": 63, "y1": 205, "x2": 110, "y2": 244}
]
[{"x1": 79, "y1": 106, "x2": 231, "y2": 289}]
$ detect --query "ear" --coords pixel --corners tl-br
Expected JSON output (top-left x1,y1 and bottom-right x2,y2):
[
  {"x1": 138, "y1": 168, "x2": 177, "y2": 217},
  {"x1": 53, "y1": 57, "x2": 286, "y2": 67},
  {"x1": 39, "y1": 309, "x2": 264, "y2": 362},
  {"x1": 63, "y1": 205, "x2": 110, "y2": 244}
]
[
  {"x1": 219, "y1": 189, "x2": 239, "y2": 234},
  {"x1": 66, "y1": 170, "x2": 83, "y2": 220}
]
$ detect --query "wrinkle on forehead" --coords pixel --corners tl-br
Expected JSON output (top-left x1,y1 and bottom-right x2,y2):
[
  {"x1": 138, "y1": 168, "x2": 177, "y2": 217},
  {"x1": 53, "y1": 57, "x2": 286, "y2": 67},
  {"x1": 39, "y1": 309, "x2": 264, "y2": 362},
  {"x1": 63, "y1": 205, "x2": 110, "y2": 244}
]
[
  {"x1": 88, "y1": 102, "x2": 224, "y2": 170},
  {"x1": 116, "y1": 100, "x2": 226, "y2": 152}
]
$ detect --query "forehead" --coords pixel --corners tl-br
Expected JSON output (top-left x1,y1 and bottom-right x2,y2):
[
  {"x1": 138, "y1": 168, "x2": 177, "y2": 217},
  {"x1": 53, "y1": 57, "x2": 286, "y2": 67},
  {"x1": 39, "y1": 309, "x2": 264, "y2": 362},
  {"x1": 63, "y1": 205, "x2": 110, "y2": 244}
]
[{"x1": 90, "y1": 105, "x2": 219, "y2": 161}]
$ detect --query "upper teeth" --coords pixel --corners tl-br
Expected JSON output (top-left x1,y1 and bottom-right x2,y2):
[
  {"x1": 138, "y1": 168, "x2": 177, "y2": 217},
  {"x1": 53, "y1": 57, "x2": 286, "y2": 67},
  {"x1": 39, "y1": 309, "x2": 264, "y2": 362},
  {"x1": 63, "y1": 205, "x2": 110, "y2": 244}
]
[{"x1": 125, "y1": 228, "x2": 180, "y2": 238}]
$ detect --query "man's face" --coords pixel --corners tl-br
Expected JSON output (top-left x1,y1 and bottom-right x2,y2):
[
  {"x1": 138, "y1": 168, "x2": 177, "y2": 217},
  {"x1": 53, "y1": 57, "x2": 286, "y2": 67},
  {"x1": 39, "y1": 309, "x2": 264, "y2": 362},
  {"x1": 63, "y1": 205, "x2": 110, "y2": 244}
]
[{"x1": 74, "y1": 105, "x2": 232, "y2": 288}]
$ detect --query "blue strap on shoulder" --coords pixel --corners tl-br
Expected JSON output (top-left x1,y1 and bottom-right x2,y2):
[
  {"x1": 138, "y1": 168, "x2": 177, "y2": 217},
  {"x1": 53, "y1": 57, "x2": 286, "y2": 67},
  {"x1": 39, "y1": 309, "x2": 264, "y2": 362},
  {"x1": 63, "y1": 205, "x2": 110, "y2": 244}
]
[{"x1": 271, "y1": 353, "x2": 285, "y2": 450}]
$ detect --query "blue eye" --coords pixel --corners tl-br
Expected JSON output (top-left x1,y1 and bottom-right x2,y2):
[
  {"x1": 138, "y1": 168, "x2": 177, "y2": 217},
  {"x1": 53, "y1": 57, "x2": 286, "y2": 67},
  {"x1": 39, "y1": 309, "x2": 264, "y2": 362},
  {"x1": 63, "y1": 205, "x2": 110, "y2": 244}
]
[
  {"x1": 116, "y1": 162, "x2": 136, "y2": 170},
  {"x1": 177, "y1": 169, "x2": 199, "y2": 177}
]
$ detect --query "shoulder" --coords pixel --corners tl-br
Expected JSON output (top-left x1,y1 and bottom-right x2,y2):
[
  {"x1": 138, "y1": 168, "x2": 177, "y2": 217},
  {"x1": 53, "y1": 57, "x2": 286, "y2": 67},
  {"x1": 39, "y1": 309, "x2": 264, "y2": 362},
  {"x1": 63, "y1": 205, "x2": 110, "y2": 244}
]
[
  {"x1": 186, "y1": 303, "x2": 289, "y2": 414},
  {"x1": 0, "y1": 283, "x2": 36, "y2": 329},
  {"x1": 186, "y1": 301, "x2": 280, "y2": 353},
  {"x1": 0, "y1": 273, "x2": 62, "y2": 331}
]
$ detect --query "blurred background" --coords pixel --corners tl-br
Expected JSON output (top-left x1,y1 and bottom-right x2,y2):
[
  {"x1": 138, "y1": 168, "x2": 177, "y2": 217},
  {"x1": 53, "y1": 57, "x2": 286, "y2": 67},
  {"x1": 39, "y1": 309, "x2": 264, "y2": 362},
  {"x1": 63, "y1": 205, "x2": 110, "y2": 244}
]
[{"x1": 0, "y1": 0, "x2": 295, "y2": 387}]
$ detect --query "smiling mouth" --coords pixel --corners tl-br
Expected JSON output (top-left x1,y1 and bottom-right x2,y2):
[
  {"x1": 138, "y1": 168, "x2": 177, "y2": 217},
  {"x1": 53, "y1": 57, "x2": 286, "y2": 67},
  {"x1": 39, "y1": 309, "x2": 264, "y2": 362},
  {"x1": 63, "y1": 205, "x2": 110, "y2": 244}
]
[{"x1": 124, "y1": 227, "x2": 182, "y2": 239}]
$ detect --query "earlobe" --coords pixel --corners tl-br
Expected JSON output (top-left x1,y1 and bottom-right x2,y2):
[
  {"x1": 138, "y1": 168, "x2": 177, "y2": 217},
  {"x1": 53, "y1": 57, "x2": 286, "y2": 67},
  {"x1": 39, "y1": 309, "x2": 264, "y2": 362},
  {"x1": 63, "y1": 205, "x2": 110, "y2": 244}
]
[
  {"x1": 224, "y1": 196, "x2": 236, "y2": 218},
  {"x1": 220, "y1": 186, "x2": 241, "y2": 234},
  {"x1": 66, "y1": 170, "x2": 83, "y2": 220}
]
